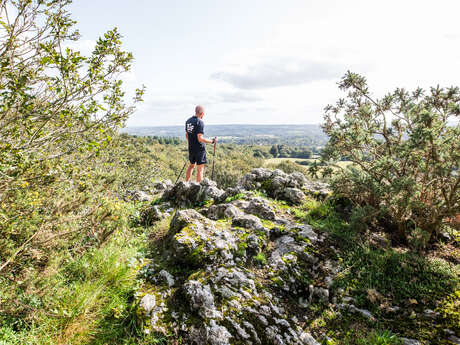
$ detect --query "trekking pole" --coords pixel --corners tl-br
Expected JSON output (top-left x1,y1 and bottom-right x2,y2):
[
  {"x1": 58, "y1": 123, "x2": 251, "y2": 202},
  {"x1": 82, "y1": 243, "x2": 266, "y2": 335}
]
[
  {"x1": 211, "y1": 137, "x2": 217, "y2": 181},
  {"x1": 174, "y1": 160, "x2": 187, "y2": 185}
]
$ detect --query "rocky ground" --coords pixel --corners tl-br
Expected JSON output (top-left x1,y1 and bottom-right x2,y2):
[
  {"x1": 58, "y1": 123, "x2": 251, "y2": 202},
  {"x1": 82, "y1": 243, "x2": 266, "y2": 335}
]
[{"x1": 127, "y1": 168, "x2": 456, "y2": 345}]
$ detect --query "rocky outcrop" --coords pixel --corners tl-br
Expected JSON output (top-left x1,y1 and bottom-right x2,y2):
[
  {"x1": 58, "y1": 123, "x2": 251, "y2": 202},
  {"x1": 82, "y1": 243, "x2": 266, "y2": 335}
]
[
  {"x1": 205, "y1": 203, "x2": 244, "y2": 220},
  {"x1": 169, "y1": 209, "x2": 239, "y2": 266},
  {"x1": 136, "y1": 173, "x2": 340, "y2": 344},
  {"x1": 160, "y1": 168, "x2": 329, "y2": 208},
  {"x1": 237, "y1": 168, "x2": 330, "y2": 204},
  {"x1": 163, "y1": 178, "x2": 225, "y2": 207},
  {"x1": 244, "y1": 197, "x2": 277, "y2": 220},
  {"x1": 125, "y1": 190, "x2": 153, "y2": 202},
  {"x1": 153, "y1": 179, "x2": 173, "y2": 192},
  {"x1": 140, "y1": 205, "x2": 165, "y2": 225}
]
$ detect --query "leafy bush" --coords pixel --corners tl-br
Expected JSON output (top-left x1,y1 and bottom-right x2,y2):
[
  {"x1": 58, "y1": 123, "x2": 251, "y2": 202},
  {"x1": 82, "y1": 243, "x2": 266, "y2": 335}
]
[
  {"x1": 210, "y1": 144, "x2": 264, "y2": 188},
  {"x1": 0, "y1": 0, "x2": 144, "y2": 273},
  {"x1": 0, "y1": 0, "x2": 144, "y2": 173},
  {"x1": 322, "y1": 71, "x2": 460, "y2": 246}
]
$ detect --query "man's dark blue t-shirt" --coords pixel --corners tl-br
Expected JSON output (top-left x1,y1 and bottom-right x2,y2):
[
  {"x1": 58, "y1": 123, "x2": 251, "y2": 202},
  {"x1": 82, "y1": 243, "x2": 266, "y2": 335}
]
[{"x1": 185, "y1": 116, "x2": 205, "y2": 153}]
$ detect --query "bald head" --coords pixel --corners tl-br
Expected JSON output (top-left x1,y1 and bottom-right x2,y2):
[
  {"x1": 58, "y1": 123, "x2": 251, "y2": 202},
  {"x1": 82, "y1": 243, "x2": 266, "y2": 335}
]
[{"x1": 195, "y1": 105, "x2": 204, "y2": 118}]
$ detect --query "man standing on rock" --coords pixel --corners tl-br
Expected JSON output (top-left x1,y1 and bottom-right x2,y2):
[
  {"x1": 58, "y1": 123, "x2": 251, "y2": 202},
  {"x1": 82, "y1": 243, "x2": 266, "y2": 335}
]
[{"x1": 185, "y1": 105, "x2": 217, "y2": 183}]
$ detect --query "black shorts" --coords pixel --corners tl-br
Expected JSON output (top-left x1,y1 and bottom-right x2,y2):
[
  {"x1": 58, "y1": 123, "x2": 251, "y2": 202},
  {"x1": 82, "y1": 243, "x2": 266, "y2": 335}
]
[{"x1": 189, "y1": 149, "x2": 207, "y2": 165}]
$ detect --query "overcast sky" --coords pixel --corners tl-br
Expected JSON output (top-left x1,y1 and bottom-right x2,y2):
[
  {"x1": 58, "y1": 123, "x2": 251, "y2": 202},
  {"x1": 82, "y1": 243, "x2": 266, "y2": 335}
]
[{"x1": 69, "y1": 0, "x2": 460, "y2": 126}]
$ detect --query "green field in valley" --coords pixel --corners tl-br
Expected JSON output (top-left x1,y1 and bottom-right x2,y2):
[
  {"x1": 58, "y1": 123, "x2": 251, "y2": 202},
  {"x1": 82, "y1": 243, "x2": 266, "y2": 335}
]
[{"x1": 265, "y1": 157, "x2": 353, "y2": 169}]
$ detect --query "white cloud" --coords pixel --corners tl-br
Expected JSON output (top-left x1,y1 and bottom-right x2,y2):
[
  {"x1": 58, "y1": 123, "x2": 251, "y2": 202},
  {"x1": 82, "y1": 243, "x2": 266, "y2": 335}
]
[
  {"x1": 125, "y1": 0, "x2": 460, "y2": 126},
  {"x1": 211, "y1": 58, "x2": 344, "y2": 89},
  {"x1": 214, "y1": 91, "x2": 262, "y2": 103}
]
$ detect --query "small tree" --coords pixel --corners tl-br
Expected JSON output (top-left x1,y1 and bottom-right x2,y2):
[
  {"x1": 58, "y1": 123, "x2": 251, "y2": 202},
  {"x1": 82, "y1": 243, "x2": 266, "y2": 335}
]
[
  {"x1": 0, "y1": 0, "x2": 144, "y2": 271},
  {"x1": 269, "y1": 145, "x2": 279, "y2": 158},
  {"x1": 322, "y1": 71, "x2": 460, "y2": 247},
  {"x1": 0, "y1": 0, "x2": 144, "y2": 184}
]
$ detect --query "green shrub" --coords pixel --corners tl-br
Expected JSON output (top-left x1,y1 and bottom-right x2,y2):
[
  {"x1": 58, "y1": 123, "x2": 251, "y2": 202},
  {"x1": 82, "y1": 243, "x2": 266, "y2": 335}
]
[
  {"x1": 210, "y1": 145, "x2": 263, "y2": 188},
  {"x1": 253, "y1": 252, "x2": 267, "y2": 265},
  {"x1": 356, "y1": 330, "x2": 402, "y2": 345},
  {"x1": 322, "y1": 71, "x2": 460, "y2": 247}
]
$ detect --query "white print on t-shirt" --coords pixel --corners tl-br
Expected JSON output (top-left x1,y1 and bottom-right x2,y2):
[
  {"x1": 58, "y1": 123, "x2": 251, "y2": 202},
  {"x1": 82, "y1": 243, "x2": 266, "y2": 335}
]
[{"x1": 186, "y1": 123, "x2": 195, "y2": 133}]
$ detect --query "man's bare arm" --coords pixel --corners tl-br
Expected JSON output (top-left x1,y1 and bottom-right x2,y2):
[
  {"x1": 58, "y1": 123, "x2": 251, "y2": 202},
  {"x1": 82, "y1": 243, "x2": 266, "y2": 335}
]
[{"x1": 197, "y1": 133, "x2": 216, "y2": 144}]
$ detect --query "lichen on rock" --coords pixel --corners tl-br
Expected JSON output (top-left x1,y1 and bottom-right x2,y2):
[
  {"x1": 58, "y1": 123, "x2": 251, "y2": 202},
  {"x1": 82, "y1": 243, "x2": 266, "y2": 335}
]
[
  {"x1": 235, "y1": 168, "x2": 330, "y2": 204},
  {"x1": 136, "y1": 169, "x2": 337, "y2": 344}
]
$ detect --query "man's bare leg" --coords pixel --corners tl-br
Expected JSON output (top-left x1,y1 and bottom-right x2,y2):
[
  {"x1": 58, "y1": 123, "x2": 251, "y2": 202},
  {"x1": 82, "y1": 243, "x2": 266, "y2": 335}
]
[
  {"x1": 185, "y1": 163, "x2": 195, "y2": 182},
  {"x1": 196, "y1": 164, "x2": 205, "y2": 183}
]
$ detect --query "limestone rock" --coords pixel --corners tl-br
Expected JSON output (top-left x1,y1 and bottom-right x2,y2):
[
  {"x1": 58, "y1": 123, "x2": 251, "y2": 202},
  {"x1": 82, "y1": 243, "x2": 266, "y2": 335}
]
[
  {"x1": 184, "y1": 280, "x2": 222, "y2": 319},
  {"x1": 231, "y1": 199, "x2": 250, "y2": 209},
  {"x1": 300, "y1": 332, "x2": 321, "y2": 345},
  {"x1": 313, "y1": 287, "x2": 329, "y2": 303},
  {"x1": 283, "y1": 187, "x2": 306, "y2": 205},
  {"x1": 170, "y1": 209, "x2": 209, "y2": 234},
  {"x1": 200, "y1": 178, "x2": 226, "y2": 201},
  {"x1": 140, "y1": 205, "x2": 164, "y2": 225},
  {"x1": 139, "y1": 294, "x2": 156, "y2": 316},
  {"x1": 126, "y1": 190, "x2": 153, "y2": 202},
  {"x1": 134, "y1": 180, "x2": 330, "y2": 345},
  {"x1": 207, "y1": 320, "x2": 233, "y2": 345},
  {"x1": 170, "y1": 209, "x2": 238, "y2": 265},
  {"x1": 290, "y1": 224, "x2": 318, "y2": 243},
  {"x1": 401, "y1": 338, "x2": 421, "y2": 345},
  {"x1": 269, "y1": 235, "x2": 307, "y2": 270},
  {"x1": 245, "y1": 197, "x2": 276, "y2": 220},
  {"x1": 158, "y1": 269, "x2": 175, "y2": 287},
  {"x1": 238, "y1": 173, "x2": 258, "y2": 190},
  {"x1": 153, "y1": 180, "x2": 172, "y2": 192},
  {"x1": 207, "y1": 204, "x2": 244, "y2": 220},
  {"x1": 303, "y1": 180, "x2": 331, "y2": 198},
  {"x1": 290, "y1": 172, "x2": 308, "y2": 187},
  {"x1": 163, "y1": 179, "x2": 225, "y2": 207},
  {"x1": 338, "y1": 303, "x2": 376, "y2": 321},
  {"x1": 232, "y1": 214, "x2": 264, "y2": 230},
  {"x1": 172, "y1": 222, "x2": 237, "y2": 266},
  {"x1": 237, "y1": 168, "x2": 326, "y2": 204}
]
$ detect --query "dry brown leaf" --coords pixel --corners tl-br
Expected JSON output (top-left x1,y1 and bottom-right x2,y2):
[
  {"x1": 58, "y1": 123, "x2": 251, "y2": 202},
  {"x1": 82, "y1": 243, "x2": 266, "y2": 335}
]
[
  {"x1": 409, "y1": 298, "x2": 418, "y2": 305},
  {"x1": 367, "y1": 288, "x2": 383, "y2": 303}
]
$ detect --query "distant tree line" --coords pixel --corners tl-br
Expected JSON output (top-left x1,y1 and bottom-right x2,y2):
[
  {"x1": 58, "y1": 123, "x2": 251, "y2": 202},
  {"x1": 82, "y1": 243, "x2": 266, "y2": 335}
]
[
  {"x1": 125, "y1": 135, "x2": 324, "y2": 161},
  {"x1": 269, "y1": 145, "x2": 313, "y2": 158},
  {"x1": 227, "y1": 136, "x2": 326, "y2": 147},
  {"x1": 148, "y1": 136, "x2": 183, "y2": 145}
]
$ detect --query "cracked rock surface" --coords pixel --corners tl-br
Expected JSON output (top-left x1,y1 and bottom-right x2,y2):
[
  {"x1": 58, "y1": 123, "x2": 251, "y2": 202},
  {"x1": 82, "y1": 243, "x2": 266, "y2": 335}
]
[{"x1": 135, "y1": 171, "x2": 340, "y2": 344}]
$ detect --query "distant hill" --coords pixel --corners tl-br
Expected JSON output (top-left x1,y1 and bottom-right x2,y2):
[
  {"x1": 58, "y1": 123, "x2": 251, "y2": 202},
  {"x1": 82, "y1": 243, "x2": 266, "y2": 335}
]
[{"x1": 120, "y1": 124, "x2": 327, "y2": 146}]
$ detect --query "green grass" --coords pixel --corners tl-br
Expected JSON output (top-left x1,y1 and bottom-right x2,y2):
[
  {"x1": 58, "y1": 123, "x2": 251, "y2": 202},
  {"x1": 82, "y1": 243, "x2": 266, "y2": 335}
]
[
  {"x1": 224, "y1": 192, "x2": 246, "y2": 203},
  {"x1": 253, "y1": 252, "x2": 267, "y2": 265},
  {"x1": 350, "y1": 330, "x2": 403, "y2": 345},
  {"x1": 0, "y1": 203, "x2": 172, "y2": 345},
  {"x1": 261, "y1": 219, "x2": 277, "y2": 229},
  {"x1": 334, "y1": 247, "x2": 459, "y2": 309},
  {"x1": 292, "y1": 198, "x2": 460, "y2": 343},
  {"x1": 324, "y1": 329, "x2": 403, "y2": 345}
]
